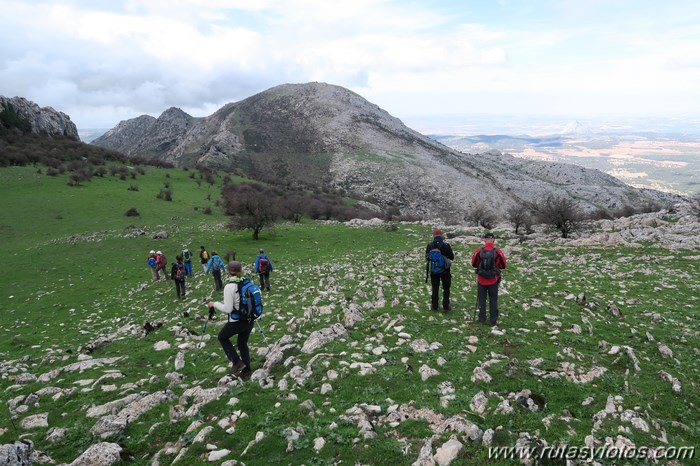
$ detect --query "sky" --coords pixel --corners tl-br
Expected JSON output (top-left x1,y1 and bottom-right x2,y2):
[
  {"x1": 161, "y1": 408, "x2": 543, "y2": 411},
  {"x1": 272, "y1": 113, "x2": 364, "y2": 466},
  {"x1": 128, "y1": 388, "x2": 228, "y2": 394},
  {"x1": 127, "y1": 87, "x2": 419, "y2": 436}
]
[{"x1": 2, "y1": 0, "x2": 700, "y2": 133}]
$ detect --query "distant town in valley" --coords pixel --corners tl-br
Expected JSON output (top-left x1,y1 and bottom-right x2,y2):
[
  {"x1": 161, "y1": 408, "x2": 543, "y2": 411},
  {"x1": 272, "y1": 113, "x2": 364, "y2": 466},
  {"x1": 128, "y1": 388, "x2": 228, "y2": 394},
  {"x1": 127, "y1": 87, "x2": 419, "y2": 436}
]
[{"x1": 414, "y1": 115, "x2": 700, "y2": 196}]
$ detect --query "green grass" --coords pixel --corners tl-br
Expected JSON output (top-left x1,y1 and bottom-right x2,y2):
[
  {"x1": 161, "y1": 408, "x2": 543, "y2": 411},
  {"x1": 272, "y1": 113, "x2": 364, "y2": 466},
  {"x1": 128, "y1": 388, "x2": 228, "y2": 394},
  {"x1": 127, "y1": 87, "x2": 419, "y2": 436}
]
[{"x1": 1, "y1": 164, "x2": 699, "y2": 465}]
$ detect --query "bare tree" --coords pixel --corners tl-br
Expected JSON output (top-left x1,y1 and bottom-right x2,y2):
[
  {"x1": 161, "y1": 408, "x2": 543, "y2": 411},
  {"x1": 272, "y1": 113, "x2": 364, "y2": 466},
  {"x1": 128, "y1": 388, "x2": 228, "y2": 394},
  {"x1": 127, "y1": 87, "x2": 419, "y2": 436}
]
[
  {"x1": 536, "y1": 195, "x2": 581, "y2": 238},
  {"x1": 466, "y1": 205, "x2": 497, "y2": 229},
  {"x1": 506, "y1": 204, "x2": 533, "y2": 234},
  {"x1": 223, "y1": 183, "x2": 279, "y2": 240}
]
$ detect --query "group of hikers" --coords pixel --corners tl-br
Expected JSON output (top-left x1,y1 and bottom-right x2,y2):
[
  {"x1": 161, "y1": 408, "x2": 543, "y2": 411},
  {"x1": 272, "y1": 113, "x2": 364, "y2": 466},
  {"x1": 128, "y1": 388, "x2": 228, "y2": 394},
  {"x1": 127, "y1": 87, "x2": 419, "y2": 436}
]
[
  {"x1": 426, "y1": 229, "x2": 507, "y2": 327},
  {"x1": 143, "y1": 229, "x2": 504, "y2": 380},
  {"x1": 145, "y1": 246, "x2": 274, "y2": 379}
]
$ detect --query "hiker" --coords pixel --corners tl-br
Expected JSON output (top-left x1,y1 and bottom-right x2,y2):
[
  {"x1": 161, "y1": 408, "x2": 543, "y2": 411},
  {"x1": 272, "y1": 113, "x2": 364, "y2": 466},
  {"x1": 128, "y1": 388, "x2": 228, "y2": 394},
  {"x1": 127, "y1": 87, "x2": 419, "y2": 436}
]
[
  {"x1": 471, "y1": 232, "x2": 507, "y2": 326},
  {"x1": 171, "y1": 255, "x2": 187, "y2": 299},
  {"x1": 182, "y1": 245, "x2": 193, "y2": 277},
  {"x1": 199, "y1": 246, "x2": 210, "y2": 273},
  {"x1": 147, "y1": 250, "x2": 159, "y2": 281},
  {"x1": 156, "y1": 251, "x2": 168, "y2": 279},
  {"x1": 425, "y1": 229, "x2": 455, "y2": 311},
  {"x1": 207, "y1": 261, "x2": 253, "y2": 380},
  {"x1": 254, "y1": 248, "x2": 273, "y2": 291},
  {"x1": 205, "y1": 251, "x2": 226, "y2": 291}
]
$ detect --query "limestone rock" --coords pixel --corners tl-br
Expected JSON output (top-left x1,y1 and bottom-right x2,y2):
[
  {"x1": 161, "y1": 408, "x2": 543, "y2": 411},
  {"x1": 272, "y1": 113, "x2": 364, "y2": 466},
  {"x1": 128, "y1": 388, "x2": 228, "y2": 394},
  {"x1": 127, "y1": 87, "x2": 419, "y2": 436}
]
[{"x1": 69, "y1": 442, "x2": 122, "y2": 466}]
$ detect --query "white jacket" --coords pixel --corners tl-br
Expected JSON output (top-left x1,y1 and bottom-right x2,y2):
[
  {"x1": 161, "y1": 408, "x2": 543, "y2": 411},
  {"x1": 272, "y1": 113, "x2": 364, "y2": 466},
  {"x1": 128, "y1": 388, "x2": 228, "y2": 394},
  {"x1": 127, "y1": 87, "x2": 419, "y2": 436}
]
[{"x1": 212, "y1": 277, "x2": 241, "y2": 321}]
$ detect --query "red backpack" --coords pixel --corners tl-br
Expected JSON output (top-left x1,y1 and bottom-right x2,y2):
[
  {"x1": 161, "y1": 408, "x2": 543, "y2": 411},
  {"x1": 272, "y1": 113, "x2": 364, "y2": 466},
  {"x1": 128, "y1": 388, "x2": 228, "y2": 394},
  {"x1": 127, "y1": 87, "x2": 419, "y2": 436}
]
[{"x1": 258, "y1": 257, "x2": 270, "y2": 273}]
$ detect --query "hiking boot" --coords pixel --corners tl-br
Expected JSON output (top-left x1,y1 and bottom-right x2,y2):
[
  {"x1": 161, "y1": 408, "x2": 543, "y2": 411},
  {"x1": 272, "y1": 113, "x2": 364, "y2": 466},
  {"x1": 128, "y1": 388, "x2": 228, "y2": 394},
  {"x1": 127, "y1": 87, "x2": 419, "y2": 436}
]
[
  {"x1": 239, "y1": 367, "x2": 252, "y2": 381},
  {"x1": 431, "y1": 305, "x2": 438, "y2": 311},
  {"x1": 443, "y1": 305, "x2": 451, "y2": 312},
  {"x1": 229, "y1": 360, "x2": 246, "y2": 374}
]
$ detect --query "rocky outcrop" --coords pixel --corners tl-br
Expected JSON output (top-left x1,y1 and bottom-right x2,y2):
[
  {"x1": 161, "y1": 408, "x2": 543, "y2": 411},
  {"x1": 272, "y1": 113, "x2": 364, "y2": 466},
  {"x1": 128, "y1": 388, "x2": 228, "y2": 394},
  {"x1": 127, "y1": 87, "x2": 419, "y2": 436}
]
[
  {"x1": 0, "y1": 441, "x2": 33, "y2": 466},
  {"x1": 0, "y1": 96, "x2": 79, "y2": 140},
  {"x1": 90, "y1": 82, "x2": 675, "y2": 220},
  {"x1": 93, "y1": 108, "x2": 197, "y2": 159}
]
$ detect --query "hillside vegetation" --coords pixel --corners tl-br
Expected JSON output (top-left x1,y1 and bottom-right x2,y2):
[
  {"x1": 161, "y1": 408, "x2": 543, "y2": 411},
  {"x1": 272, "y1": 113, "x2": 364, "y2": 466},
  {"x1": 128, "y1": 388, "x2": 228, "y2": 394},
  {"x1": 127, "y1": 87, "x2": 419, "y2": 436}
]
[{"x1": 0, "y1": 165, "x2": 698, "y2": 465}]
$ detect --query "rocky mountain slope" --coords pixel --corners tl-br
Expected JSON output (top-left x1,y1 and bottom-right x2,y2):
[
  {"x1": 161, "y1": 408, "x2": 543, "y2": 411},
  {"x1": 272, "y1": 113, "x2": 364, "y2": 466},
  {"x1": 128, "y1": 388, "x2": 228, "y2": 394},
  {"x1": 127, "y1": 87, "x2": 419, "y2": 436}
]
[
  {"x1": 0, "y1": 96, "x2": 79, "y2": 140},
  {"x1": 91, "y1": 83, "x2": 678, "y2": 219}
]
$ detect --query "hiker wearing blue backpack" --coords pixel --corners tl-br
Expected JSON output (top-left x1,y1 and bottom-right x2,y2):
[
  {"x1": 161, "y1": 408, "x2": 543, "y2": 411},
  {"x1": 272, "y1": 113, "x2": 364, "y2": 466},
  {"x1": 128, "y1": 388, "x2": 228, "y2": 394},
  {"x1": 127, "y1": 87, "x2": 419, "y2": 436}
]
[
  {"x1": 147, "y1": 250, "x2": 159, "y2": 281},
  {"x1": 254, "y1": 249, "x2": 273, "y2": 291},
  {"x1": 425, "y1": 229, "x2": 455, "y2": 312},
  {"x1": 207, "y1": 261, "x2": 262, "y2": 380},
  {"x1": 471, "y1": 232, "x2": 507, "y2": 326},
  {"x1": 205, "y1": 251, "x2": 226, "y2": 291}
]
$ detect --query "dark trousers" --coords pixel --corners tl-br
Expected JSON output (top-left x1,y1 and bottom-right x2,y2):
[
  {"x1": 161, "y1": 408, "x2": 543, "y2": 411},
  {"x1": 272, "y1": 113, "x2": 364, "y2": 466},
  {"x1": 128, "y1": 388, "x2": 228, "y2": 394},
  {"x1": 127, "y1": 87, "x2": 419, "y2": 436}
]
[
  {"x1": 259, "y1": 272, "x2": 270, "y2": 290},
  {"x1": 477, "y1": 282, "x2": 499, "y2": 325},
  {"x1": 430, "y1": 271, "x2": 451, "y2": 309},
  {"x1": 212, "y1": 270, "x2": 223, "y2": 290},
  {"x1": 174, "y1": 280, "x2": 186, "y2": 298},
  {"x1": 218, "y1": 320, "x2": 252, "y2": 367}
]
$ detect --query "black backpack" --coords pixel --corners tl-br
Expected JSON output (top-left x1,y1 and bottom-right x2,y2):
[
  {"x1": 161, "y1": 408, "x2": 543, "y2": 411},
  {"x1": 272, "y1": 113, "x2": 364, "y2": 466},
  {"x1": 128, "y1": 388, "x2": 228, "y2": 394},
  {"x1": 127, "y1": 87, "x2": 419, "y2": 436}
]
[{"x1": 477, "y1": 247, "x2": 500, "y2": 279}]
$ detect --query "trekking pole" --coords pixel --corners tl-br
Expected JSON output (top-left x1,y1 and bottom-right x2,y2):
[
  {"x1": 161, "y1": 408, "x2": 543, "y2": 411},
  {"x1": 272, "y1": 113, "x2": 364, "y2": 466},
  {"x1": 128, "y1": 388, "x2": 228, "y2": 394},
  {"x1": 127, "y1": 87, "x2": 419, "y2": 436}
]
[
  {"x1": 193, "y1": 306, "x2": 213, "y2": 381},
  {"x1": 254, "y1": 318, "x2": 271, "y2": 349}
]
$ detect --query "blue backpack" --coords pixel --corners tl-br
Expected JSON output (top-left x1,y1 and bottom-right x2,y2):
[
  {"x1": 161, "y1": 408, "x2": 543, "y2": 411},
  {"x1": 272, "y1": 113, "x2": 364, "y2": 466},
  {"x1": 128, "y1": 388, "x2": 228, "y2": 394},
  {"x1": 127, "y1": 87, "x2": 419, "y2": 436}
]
[
  {"x1": 232, "y1": 278, "x2": 263, "y2": 321},
  {"x1": 428, "y1": 248, "x2": 447, "y2": 275}
]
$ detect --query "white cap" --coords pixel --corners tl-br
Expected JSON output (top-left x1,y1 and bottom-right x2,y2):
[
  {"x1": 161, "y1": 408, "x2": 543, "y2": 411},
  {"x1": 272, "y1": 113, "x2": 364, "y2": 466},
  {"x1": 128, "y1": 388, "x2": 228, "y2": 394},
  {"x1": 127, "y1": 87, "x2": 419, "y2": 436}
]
[
  {"x1": 149, "y1": 250, "x2": 155, "y2": 254},
  {"x1": 157, "y1": 251, "x2": 162, "y2": 255}
]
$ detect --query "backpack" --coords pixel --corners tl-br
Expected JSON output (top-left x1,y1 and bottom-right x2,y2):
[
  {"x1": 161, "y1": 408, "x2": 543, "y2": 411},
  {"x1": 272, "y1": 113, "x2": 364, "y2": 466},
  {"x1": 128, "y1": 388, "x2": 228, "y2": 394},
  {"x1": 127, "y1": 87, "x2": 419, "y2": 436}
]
[
  {"x1": 212, "y1": 257, "x2": 223, "y2": 271},
  {"x1": 428, "y1": 248, "x2": 447, "y2": 275},
  {"x1": 258, "y1": 257, "x2": 270, "y2": 273},
  {"x1": 147, "y1": 257, "x2": 157, "y2": 268},
  {"x1": 183, "y1": 249, "x2": 191, "y2": 262},
  {"x1": 234, "y1": 278, "x2": 263, "y2": 321},
  {"x1": 175, "y1": 263, "x2": 185, "y2": 281},
  {"x1": 201, "y1": 250, "x2": 209, "y2": 261},
  {"x1": 159, "y1": 254, "x2": 168, "y2": 267},
  {"x1": 477, "y1": 247, "x2": 500, "y2": 279}
]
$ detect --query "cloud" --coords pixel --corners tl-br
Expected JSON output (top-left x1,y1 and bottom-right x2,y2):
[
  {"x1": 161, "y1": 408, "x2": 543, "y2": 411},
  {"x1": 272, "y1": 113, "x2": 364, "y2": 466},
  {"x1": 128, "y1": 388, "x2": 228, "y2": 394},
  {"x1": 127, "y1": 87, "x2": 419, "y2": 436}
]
[{"x1": 1, "y1": 0, "x2": 699, "y2": 129}]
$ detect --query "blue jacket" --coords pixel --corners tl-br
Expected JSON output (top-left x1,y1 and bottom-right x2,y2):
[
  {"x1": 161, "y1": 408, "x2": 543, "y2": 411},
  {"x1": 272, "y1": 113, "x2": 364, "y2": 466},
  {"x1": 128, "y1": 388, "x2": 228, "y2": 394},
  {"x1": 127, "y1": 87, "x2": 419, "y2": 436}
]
[
  {"x1": 254, "y1": 254, "x2": 273, "y2": 273},
  {"x1": 205, "y1": 255, "x2": 226, "y2": 274}
]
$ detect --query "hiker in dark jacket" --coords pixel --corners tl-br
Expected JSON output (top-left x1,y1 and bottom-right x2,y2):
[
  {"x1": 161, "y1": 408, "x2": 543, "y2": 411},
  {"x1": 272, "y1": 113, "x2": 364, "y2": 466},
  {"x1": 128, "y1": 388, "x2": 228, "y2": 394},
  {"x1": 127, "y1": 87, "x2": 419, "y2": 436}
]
[
  {"x1": 425, "y1": 229, "x2": 455, "y2": 311},
  {"x1": 254, "y1": 249, "x2": 273, "y2": 291},
  {"x1": 471, "y1": 232, "x2": 507, "y2": 326},
  {"x1": 170, "y1": 255, "x2": 187, "y2": 299},
  {"x1": 199, "y1": 246, "x2": 210, "y2": 274}
]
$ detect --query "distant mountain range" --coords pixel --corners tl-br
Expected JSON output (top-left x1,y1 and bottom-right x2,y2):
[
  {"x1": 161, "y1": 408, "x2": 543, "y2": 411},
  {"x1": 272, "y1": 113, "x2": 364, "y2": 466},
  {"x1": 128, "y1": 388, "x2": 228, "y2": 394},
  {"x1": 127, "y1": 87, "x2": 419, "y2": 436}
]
[{"x1": 2, "y1": 86, "x2": 680, "y2": 220}]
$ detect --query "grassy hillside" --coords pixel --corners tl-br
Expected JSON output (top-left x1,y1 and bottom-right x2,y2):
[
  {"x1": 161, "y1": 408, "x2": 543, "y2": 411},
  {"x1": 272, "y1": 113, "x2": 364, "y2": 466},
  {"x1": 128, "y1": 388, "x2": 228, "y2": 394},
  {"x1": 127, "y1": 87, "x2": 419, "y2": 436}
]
[{"x1": 0, "y1": 165, "x2": 698, "y2": 465}]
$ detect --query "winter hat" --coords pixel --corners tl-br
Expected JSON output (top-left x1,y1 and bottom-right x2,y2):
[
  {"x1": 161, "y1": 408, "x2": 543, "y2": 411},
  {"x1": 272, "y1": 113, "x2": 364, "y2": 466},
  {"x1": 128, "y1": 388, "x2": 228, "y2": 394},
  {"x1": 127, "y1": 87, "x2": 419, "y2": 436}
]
[
  {"x1": 156, "y1": 251, "x2": 162, "y2": 255},
  {"x1": 149, "y1": 250, "x2": 155, "y2": 254},
  {"x1": 433, "y1": 229, "x2": 443, "y2": 237},
  {"x1": 259, "y1": 248, "x2": 265, "y2": 253}
]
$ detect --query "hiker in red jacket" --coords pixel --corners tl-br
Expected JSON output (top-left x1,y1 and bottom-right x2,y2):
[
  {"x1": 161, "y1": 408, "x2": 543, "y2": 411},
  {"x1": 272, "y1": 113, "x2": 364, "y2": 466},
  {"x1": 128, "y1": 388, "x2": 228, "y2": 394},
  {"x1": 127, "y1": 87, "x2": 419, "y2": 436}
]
[{"x1": 471, "y1": 232, "x2": 507, "y2": 326}]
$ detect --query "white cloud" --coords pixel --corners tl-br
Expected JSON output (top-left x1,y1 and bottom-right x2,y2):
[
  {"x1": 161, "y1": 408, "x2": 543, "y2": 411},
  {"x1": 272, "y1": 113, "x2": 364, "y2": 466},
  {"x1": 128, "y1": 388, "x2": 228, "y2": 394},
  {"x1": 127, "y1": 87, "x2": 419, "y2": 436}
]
[{"x1": 1, "y1": 0, "x2": 699, "y2": 129}]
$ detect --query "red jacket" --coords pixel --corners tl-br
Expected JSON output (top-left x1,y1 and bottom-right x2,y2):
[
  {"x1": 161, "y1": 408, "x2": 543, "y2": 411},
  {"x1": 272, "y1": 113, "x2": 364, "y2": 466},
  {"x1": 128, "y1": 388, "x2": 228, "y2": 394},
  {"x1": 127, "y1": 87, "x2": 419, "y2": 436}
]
[{"x1": 471, "y1": 243, "x2": 507, "y2": 286}]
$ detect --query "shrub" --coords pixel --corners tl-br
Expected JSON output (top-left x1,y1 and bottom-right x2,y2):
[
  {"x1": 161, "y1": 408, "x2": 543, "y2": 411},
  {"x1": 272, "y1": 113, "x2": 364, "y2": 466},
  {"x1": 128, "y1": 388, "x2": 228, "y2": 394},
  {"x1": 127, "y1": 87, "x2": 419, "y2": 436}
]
[
  {"x1": 128, "y1": 184, "x2": 139, "y2": 192},
  {"x1": 157, "y1": 188, "x2": 173, "y2": 201},
  {"x1": 203, "y1": 206, "x2": 212, "y2": 215},
  {"x1": 125, "y1": 207, "x2": 140, "y2": 217}
]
